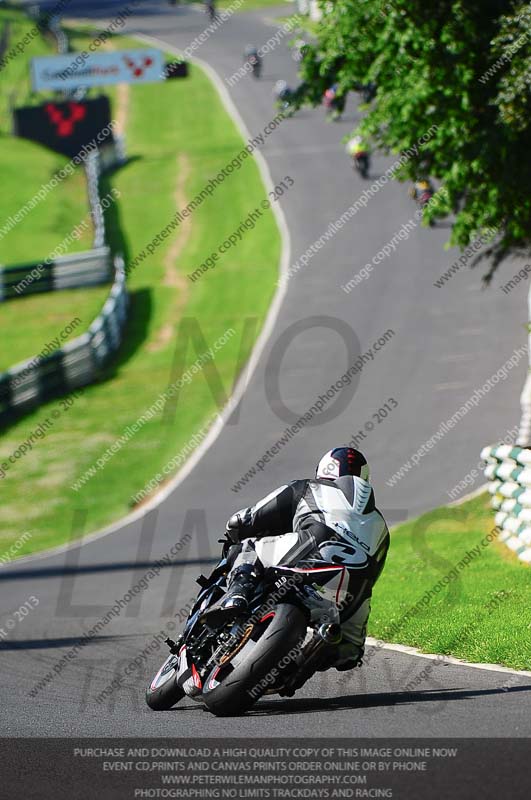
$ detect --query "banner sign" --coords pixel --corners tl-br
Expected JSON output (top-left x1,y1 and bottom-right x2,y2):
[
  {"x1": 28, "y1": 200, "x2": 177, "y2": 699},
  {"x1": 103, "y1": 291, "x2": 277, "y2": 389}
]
[
  {"x1": 31, "y1": 48, "x2": 164, "y2": 91},
  {"x1": 13, "y1": 96, "x2": 114, "y2": 159}
]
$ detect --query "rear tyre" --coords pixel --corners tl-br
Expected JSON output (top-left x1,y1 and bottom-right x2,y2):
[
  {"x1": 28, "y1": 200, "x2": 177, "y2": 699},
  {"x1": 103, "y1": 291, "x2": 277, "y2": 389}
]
[
  {"x1": 202, "y1": 603, "x2": 307, "y2": 717},
  {"x1": 145, "y1": 654, "x2": 185, "y2": 711}
]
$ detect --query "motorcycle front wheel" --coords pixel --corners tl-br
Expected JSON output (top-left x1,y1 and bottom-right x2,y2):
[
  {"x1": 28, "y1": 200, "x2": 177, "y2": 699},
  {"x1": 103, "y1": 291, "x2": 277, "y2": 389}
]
[{"x1": 145, "y1": 653, "x2": 185, "y2": 711}]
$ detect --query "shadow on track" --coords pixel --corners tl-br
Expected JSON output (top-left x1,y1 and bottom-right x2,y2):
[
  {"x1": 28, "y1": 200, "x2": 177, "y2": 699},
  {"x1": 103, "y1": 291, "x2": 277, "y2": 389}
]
[
  {"x1": 0, "y1": 634, "x2": 122, "y2": 651},
  {"x1": 246, "y1": 684, "x2": 531, "y2": 716},
  {"x1": 0, "y1": 556, "x2": 218, "y2": 582}
]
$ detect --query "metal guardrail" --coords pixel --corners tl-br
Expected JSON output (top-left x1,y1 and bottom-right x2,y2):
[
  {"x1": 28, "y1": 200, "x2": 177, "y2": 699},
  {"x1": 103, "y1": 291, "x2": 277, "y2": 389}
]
[
  {"x1": 48, "y1": 15, "x2": 68, "y2": 54},
  {"x1": 0, "y1": 247, "x2": 112, "y2": 300},
  {"x1": 0, "y1": 257, "x2": 128, "y2": 424},
  {"x1": 0, "y1": 7, "x2": 131, "y2": 425},
  {"x1": 0, "y1": 129, "x2": 124, "y2": 302},
  {"x1": 85, "y1": 149, "x2": 106, "y2": 249},
  {"x1": 0, "y1": 139, "x2": 129, "y2": 425},
  {"x1": 482, "y1": 443, "x2": 531, "y2": 564}
]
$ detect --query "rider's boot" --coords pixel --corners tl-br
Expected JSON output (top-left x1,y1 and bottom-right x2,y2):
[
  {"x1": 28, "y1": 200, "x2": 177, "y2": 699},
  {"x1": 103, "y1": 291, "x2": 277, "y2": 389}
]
[
  {"x1": 317, "y1": 598, "x2": 370, "y2": 672},
  {"x1": 200, "y1": 564, "x2": 259, "y2": 626},
  {"x1": 335, "y1": 597, "x2": 369, "y2": 670}
]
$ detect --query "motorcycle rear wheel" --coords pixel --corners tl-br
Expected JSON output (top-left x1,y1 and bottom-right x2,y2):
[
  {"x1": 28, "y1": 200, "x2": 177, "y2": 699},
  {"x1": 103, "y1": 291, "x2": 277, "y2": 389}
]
[{"x1": 202, "y1": 603, "x2": 307, "y2": 717}]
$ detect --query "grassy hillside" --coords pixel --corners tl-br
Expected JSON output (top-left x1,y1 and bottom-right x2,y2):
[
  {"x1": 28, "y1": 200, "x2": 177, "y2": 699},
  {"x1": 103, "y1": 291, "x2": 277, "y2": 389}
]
[{"x1": 0, "y1": 26, "x2": 281, "y2": 556}]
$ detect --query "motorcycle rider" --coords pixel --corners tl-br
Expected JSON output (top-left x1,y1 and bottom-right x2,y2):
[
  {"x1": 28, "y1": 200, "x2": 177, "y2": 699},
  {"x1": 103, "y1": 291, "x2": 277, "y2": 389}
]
[
  {"x1": 409, "y1": 179, "x2": 436, "y2": 225},
  {"x1": 202, "y1": 447, "x2": 390, "y2": 671},
  {"x1": 244, "y1": 44, "x2": 261, "y2": 77},
  {"x1": 274, "y1": 79, "x2": 293, "y2": 110},
  {"x1": 323, "y1": 84, "x2": 345, "y2": 121},
  {"x1": 346, "y1": 134, "x2": 370, "y2": 176},
  {"x1": 205, "y1": 0, "x2": 217, "y2": 22},
  {"x1": 410, "y1": 178, "x2": 434, "y2": 205}
]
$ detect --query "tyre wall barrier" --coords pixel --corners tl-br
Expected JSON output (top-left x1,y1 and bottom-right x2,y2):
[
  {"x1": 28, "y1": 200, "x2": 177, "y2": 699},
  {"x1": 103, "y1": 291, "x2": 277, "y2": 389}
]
[{"x1": 482, "y1": 443, "x2": 531, "y2": 564}]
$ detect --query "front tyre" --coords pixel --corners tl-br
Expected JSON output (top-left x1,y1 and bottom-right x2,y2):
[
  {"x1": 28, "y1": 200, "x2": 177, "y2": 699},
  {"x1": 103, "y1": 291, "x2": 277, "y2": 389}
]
[
  {"x1": 202, "y1": 603, "x2": 307, "y2": 717},
  {"x1": 145, "y1": 654, "x2": 185, "y2": 711}
]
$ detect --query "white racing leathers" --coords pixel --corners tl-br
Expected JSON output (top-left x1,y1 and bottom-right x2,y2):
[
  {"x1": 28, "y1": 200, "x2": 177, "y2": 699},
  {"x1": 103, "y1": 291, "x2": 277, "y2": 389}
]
[{"x1": 227, "y1": 475, "x2": 390, "y2": 661}]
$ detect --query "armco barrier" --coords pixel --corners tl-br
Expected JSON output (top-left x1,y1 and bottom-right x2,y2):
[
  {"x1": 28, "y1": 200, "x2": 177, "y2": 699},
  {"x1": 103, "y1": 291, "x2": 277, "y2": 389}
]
[
  {"x1": 0, "y1": 257, "x2": 128, "y2": 425},
  {"x1": 85, "y1": 149, "x2": 106, "y2": 248},
  {"x1": 48, "y1": 16, "x2": 68, "y2": 55},
  {"x1": 0, "y1": 247, "x2": 112, "y2": 300},
  {"x1": 482, "y1": 443, "x2": 531, "y2": 563},
  {"x1": 0, "y1": 15, "x2": 129, "y2": 427},
  {"x1": 0, "y1": 144, "x2": 122, "y2": 301}
]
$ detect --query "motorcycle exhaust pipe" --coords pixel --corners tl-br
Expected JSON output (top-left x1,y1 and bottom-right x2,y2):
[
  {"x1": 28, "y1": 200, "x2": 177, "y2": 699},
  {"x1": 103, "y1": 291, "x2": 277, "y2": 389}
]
[
  {"x1": 279, "y1": 623, "x2": 342, "y2": 697},
  {"x1": 316, "y1": 623, "x2": 342, "y2": 645}
]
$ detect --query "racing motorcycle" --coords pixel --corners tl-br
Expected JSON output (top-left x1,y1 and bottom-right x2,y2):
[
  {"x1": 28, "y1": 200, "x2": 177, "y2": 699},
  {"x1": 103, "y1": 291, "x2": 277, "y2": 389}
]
[
  {"x1": 244, "y1": 47, "x2": 262, "y2": 79},
  {"x1": 410, "y1": 182, "x2": 436, "y2": 226},
  {"x1": 274, "y1": 81, "x2": 296, "y2": 117},
  {"x1": 205, "y1": 1, "x2": 216, "y2": 22},
  {"x1": 291, "y1": 38, "x2": 307, "y2": 63},
  {"x1": 146, "y1": 532, "x2": 360, "y2": 716},
  {"x1": 352, "y1": 151, "x2": 370, "y2": 179}
]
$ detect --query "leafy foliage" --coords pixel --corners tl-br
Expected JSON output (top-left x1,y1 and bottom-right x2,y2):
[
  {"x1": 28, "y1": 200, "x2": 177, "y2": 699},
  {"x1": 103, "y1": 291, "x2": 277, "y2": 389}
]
[{"x1": 297, "y1": 0, "x2": 531, "y2": 277}]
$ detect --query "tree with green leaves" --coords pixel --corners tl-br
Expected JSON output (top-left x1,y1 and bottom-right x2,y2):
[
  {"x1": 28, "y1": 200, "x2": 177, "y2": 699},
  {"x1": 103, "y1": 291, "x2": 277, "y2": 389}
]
[{"x1": 298, "y1": 0, "x2": 531, "y2": 278}]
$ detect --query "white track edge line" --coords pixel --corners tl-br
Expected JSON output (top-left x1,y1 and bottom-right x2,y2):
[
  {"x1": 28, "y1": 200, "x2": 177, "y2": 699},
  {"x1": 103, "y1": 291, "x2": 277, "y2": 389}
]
[
  {"x1": 6, "y1": 38, "x2": 291, "y2": 567},
  {"x1": 448, "y1": 483, "x2": 489, "y2": 506},
  {"x1": 366, "y1": 637, "x2": 531, "y2": 678}
]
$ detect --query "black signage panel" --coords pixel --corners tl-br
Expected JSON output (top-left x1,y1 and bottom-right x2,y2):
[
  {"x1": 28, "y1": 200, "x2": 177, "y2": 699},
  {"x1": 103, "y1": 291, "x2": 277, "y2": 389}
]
[{"x1": 13, "y1": 95, "x2": 114, "y2": 159}]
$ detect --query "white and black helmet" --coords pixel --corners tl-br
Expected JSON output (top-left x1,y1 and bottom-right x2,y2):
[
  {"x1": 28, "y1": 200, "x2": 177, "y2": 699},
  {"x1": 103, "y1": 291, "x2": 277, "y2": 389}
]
[{"x1": 316, "y1": 446, "x2": 370, "y2": 482}]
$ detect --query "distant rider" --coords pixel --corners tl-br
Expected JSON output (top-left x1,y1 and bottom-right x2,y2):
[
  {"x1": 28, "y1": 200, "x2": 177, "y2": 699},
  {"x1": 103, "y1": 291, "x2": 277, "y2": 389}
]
[
  {"x1": 323, "y1": 84, "x2": 345, "y2": 121},
  {"x1": 274, "y1": 79, "x2": 292, "y2": 107},
  {"x1": 346, "y1": 134, "x2": 370, "y2": 175},
  {"x1": 205, "y1": 0, "x2": 216, "y2": 21},
  {"x1": 410, "y1": 179, "x2": 434, "y2": 205},
  {"x1": 244, "y1": 44, "x2": 261, "y2": 78}
]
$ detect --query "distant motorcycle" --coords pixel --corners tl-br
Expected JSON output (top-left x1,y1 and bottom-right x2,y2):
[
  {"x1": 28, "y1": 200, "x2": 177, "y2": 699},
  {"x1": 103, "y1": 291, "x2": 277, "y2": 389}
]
[
  {"x1": 346, "y1": 136, "x2": 370, "y2": 179},
  {"x1": 250, "y1": 54, "x2": 261, "y2": 78},
  {"x1": 274, "y1": 80, "x2": 295, "y2": 116},
  {"x1": 352, "y1": 151, "x2": 370, "y2": 179},
  {"x1": 360, "y1": 83, "x2": 376, "y2": 103},
  {"x1": 244, "y1": 48, "x2": 262, "y2": 78},
  {"x1": 410, "y1": 181, "x2": 435, "y2": 226},
  {"x1": 291, "y1": 38, "x2": 307, "y2": 63},
  {"x1": 205, "y1": 1, "x2": 216, "y2": 22},
  {"x1": 323, "y1": 86, "x2": 344, "y2": 121}
]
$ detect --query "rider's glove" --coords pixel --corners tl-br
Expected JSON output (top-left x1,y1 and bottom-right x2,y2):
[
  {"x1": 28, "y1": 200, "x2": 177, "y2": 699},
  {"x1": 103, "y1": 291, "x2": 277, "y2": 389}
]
[{"x1": 225, "y1": 507, "x2": 252, "y2": 543}]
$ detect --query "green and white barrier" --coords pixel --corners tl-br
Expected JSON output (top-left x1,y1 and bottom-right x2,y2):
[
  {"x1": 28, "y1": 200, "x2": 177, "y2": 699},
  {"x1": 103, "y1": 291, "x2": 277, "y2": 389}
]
[{"x1": 482, "y1": 443, "x2": 531, "y2": 563}]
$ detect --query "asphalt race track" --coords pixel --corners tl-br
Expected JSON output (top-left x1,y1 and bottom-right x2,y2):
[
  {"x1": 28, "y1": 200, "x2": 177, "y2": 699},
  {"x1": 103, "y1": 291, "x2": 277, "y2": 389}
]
[{"x1": 2, "y1": 1, "x2": 531, "y2": 737}]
